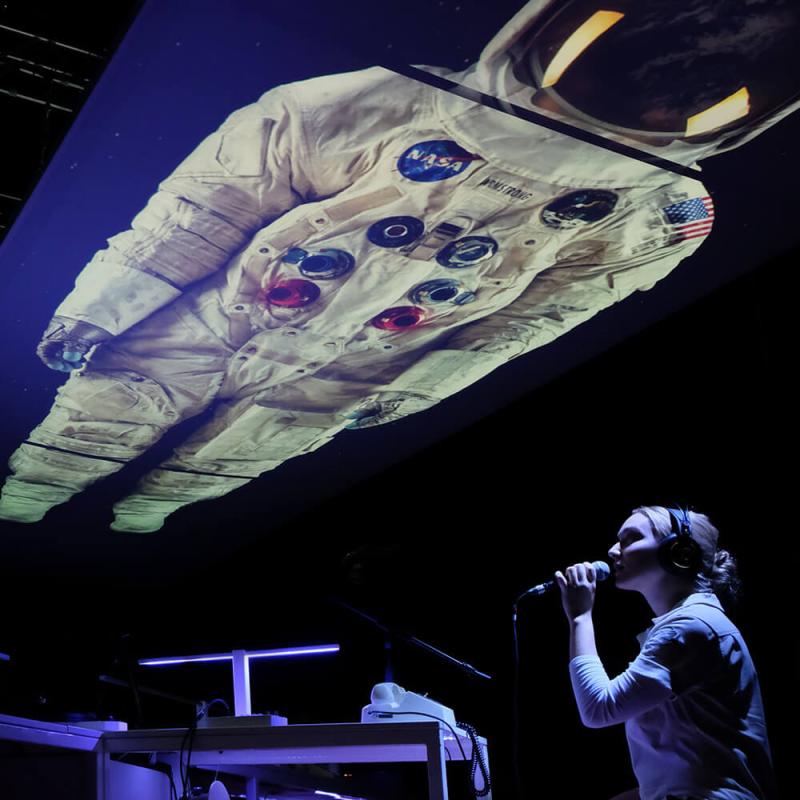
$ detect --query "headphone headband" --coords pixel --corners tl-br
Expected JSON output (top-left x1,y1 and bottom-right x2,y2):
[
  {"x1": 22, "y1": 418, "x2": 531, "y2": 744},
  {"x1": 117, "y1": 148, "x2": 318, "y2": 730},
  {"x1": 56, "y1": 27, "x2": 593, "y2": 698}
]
[{"x1": 667, "y1": 506, "x2": 692, "y2": 538}]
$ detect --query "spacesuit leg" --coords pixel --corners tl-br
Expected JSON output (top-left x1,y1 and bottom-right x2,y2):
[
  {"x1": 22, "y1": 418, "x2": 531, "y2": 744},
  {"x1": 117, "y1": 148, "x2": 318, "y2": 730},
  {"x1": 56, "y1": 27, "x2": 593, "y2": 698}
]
[
  {"x1": 109, "y1": 375, "x2": 369, "y2": 533},
  {"x1": 0, "y1": 305, "x2": 230, "y2": 524},
  {"x1": 0, "y1": 368, "x2": 189, "y2": 523}
]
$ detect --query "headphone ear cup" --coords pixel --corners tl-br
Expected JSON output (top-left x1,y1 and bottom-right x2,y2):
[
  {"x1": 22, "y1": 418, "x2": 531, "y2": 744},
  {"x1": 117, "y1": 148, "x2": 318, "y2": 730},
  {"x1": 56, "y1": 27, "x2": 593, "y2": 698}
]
[{"x1": 658, "y1": 533, "x2": 703, "y2": 575}]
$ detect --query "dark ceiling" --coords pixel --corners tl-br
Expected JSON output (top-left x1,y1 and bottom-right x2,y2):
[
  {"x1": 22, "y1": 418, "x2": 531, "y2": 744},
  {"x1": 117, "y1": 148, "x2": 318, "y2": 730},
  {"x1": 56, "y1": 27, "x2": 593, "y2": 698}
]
[{"x1": 1, "y1": 2, "x2": 141, "y2": 240}]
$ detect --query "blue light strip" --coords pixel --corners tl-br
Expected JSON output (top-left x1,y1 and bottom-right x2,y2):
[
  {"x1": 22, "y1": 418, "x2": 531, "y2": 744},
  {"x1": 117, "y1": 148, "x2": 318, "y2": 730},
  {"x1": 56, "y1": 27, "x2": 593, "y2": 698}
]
[
  {"x1": 139, "y1": 653, "x2": 232, "y2": 666},
  {"x1": 139, "y1": 644, "x2": 340, "y2": 667},
  {"x1": 247, "y1": 645, "x2": 340, "y2": 660}
]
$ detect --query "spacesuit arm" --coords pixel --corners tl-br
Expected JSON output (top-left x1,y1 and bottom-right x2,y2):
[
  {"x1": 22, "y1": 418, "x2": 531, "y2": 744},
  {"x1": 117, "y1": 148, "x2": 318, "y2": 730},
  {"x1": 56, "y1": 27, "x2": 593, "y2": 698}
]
[
  {"x1": 53, "y1": 87, "x2": 312, "y2": 336},
  {"x1": 383, "y1": 229, "x2": 707, "y2": 401}
]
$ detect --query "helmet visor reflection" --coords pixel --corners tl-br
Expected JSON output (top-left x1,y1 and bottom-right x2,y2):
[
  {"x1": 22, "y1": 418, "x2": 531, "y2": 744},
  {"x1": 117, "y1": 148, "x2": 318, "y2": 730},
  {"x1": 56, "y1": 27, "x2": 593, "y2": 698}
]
[{"x1": 511, "y1": 0, "x2": 800, "y2": 141}]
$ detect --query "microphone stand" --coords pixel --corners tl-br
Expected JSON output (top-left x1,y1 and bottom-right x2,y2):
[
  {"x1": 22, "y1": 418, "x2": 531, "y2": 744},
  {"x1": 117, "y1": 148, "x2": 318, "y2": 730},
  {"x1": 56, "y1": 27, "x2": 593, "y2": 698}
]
[
  {"x1": 98, "y1": 674, "x2": 201, "y2": 712},
  {"x1": 329, "y1": 597, "x2": 492, "y2": 681}
]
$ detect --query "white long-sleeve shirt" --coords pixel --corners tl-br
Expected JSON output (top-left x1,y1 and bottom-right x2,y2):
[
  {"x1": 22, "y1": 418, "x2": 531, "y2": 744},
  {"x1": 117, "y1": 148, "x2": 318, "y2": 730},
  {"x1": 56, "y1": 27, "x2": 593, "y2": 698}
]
[{"x1": 569, "y1": 593, "x2": 776, "y2": 800}]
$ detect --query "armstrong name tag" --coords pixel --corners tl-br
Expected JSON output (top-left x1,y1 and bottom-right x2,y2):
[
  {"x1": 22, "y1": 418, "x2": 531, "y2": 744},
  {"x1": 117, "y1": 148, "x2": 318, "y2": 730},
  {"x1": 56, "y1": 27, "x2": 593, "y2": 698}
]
[{"x1": 475, "y1": 174, "x2": 535, "y2": 202}]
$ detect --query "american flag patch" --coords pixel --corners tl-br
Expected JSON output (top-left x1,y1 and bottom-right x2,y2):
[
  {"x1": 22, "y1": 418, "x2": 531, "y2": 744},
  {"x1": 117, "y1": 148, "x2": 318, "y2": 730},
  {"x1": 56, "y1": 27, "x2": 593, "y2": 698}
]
[{"x1": 662, "y1": 196, "x2": 714, "y2": 243}]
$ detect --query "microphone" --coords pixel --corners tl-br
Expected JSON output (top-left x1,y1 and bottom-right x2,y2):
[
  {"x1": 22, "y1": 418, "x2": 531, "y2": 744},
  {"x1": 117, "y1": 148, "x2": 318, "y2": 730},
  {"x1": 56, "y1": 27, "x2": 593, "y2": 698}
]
[{"x1": 518, "y1": 560, "x2": 611, "y2": 600}]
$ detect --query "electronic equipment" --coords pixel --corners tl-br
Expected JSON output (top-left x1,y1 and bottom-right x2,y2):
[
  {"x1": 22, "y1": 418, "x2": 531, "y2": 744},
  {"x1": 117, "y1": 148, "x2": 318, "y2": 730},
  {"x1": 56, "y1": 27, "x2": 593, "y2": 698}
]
[
  {"x1": 197, "y1": 712, "x2": 287, "y2": 729},
  {"x1": 69, "y1": 719, "x2": 128, "y2": 732}
]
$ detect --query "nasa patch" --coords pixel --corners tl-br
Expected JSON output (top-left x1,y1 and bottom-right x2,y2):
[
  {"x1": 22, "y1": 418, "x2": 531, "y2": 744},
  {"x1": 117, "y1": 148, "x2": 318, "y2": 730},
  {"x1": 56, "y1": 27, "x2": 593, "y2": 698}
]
[
  {"x1": 398, "y1": 140, "x2": 480, "y2": 182},
  {"x1": 541, "y1": 189, "x2": 618, "y2": 229}
]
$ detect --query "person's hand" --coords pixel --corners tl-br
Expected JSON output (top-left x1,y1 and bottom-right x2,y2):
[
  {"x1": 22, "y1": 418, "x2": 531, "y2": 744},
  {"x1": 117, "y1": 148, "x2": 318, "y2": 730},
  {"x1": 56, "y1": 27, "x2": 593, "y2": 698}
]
[
  {"x1": 343, "y1": 391, "x2": 436, "y2": 429},
  {"x1": 36, "y1": 316, "x2": 113, "y2": 372},
  {"x1": 554, "y1": 561, "x2": 598, "y2": 621}
]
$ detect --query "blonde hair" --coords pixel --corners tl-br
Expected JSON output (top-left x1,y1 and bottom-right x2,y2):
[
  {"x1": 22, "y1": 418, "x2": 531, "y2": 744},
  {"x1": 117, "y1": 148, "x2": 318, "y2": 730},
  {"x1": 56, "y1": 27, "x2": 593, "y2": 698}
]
[{"x1": 633, "y1": 506, "x2": 741, "y2": 609}]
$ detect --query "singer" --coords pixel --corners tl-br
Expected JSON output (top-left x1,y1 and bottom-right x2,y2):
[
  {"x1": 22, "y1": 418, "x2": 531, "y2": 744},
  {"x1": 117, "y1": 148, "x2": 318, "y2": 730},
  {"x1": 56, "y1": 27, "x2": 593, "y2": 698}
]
[{"x1": 554, "y1": 506, "x2": 775, "y2": 800}]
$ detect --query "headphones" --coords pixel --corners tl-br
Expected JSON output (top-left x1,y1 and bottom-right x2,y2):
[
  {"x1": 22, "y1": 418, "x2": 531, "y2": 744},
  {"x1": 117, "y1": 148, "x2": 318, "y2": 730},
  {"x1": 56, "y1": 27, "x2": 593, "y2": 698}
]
[{"x1": 657, "y1": 507, "x2": 704, "y2": 576}]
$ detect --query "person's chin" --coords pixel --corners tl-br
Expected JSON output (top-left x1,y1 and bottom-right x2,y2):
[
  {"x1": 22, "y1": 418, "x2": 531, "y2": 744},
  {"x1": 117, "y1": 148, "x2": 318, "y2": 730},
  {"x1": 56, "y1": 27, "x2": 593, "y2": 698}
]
[{"x1": 614, "y1": 571, "x2": 634, "y2": 589}]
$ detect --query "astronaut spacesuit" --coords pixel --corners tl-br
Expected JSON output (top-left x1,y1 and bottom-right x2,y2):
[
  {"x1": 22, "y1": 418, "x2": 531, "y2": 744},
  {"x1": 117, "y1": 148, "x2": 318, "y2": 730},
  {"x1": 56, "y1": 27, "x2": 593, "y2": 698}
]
[{"x1": 1, "y1": 0, "x2": 798, "y2": 532}]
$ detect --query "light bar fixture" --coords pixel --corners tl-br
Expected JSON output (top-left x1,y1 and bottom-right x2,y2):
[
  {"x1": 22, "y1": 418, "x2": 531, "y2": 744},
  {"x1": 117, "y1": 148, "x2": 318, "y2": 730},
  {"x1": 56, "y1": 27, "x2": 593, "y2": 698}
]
[
  {"x1": 139, "y1": 645, "x2": 340, "y2": 667},
  {"x1": 139, "y1": 645, "x2": 340, "y2": 717}
]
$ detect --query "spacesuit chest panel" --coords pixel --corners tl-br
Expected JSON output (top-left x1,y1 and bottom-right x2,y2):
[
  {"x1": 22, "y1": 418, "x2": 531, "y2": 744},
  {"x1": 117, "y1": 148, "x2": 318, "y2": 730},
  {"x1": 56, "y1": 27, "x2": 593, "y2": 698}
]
[{"x1": 209, "y1": 129, "x2": 630, "y2": 359}]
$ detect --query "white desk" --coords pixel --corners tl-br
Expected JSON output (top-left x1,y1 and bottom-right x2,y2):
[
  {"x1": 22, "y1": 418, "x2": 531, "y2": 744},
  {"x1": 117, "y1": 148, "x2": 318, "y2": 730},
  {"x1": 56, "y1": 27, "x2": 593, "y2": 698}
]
[
  {"x1": 0, "y1": 711, "x2": 104, "y2": 751},
  {"x1": 0, "y1": 714, "x2": 490, "y2": 798},
  {"x1": 102, "y1": 720, "x2": 492, "y2": 800},
  {"x1": 0, "y1": 713, "x2": 169, "y2": 800}
]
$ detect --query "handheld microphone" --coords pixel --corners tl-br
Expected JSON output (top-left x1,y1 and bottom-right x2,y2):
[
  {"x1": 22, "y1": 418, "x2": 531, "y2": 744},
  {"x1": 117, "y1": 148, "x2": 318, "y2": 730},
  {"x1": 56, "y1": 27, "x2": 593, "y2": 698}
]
[{"x1": 518, "y1": 560, "x2": 611, "y2": 600}]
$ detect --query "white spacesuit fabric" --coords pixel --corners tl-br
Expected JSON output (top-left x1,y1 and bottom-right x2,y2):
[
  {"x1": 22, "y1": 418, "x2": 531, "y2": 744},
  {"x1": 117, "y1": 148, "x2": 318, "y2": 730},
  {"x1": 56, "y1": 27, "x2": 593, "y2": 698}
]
[{"x1": 1, "y1": 0, "x2": 793, "y2": 532}]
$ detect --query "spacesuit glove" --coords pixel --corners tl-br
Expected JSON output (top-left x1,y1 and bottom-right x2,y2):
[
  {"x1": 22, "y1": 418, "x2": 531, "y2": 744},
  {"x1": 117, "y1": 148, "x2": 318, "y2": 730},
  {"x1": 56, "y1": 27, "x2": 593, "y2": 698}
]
[
  {"x1": 344, "y1": 391, "x2": 437, "y2": 429},
  {"x1": 36, "y1": 315, "x2": 114, "y2": 372}
]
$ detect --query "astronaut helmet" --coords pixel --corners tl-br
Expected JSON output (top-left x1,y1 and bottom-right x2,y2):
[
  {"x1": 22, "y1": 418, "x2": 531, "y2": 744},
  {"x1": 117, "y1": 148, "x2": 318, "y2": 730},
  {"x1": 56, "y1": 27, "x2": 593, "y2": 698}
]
[{"x1": 506, "y1": 0, "x2": 800, "y2": 146}]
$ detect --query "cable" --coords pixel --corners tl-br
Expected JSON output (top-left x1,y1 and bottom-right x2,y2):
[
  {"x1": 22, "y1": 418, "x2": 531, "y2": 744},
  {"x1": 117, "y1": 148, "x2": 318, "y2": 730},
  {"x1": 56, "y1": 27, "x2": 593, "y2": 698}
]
[
  {"x1": 197, "y1": 698, "x2": 231, "y2": 718},
  {"x1": 178, "y1": 716, "x2": 196, "y2": 800},
  {"x1": 179, "y1": 698, "x2": 231, "y2": 799},
  {"x1": 365, "y1": 709, "x2": 491, "y2": 798},
  {"x1": 114, "y1": 751, "x2": 180, "y2": 800},
  {"x1": 168, "y1": 764, "x2": 179, "y2": 800},
  {"x1": 455, "y1": 721, "x2": 491, "y2": 798},
  {"x1": 365, "y1": 709, "x2": 467, "y2": 761},
  {"x1": 512, "y1": 600, "x2": 524, "y2": 800}
]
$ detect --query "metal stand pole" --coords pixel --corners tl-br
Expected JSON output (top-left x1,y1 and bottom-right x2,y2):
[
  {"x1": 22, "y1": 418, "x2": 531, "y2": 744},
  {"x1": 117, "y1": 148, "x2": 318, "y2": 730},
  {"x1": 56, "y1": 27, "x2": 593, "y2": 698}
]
[{"x1": 231, "y1": 650, "x2": 251, "y2": 717}]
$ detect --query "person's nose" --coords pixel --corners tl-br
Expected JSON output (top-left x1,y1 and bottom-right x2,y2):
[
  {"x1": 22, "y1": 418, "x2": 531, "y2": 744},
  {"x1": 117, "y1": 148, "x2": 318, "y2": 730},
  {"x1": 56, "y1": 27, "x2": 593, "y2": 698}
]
[{"x1": 608, "y1": 542, "x2": 620, "y2": 561}]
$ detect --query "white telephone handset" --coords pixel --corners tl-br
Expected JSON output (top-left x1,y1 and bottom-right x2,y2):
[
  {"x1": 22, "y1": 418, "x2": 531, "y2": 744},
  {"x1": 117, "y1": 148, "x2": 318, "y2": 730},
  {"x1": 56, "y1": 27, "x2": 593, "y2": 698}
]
[{"x1": 360, "y1": 682, "x2": 459, "y2": 729}]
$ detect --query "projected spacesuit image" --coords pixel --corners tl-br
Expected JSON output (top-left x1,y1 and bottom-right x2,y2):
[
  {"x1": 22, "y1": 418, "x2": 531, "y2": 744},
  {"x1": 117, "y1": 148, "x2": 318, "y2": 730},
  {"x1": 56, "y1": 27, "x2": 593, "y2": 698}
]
[{"x1": 1, "y1": 0, "x2": 797, "y2": 533}]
